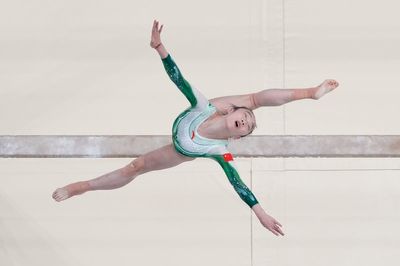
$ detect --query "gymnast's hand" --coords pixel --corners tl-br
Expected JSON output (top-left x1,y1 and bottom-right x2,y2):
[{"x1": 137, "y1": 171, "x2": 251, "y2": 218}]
[
  {"x1": 259, "y1": 212, "x2": 285, "y2": 236},
  {"x1": 150, "y1": 19, "x2": 164, "y2": 49},
  {"x1": 252, "y1": 204, "x2": 284, "y2": 236}
]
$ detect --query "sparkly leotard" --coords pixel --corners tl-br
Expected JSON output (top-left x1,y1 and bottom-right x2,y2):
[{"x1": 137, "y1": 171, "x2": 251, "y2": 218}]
[{"x1": 161, "y1": 54, "x2": 259, "y2": 208}]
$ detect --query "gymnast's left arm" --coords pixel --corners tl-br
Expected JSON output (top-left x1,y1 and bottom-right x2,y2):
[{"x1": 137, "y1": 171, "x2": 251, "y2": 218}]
[
  {"x1": 214, "y1": 154, "x2": 259, "y2": 208},
  {"x1": 214, "y1": 152, "x2": 284, "y2": 236}
]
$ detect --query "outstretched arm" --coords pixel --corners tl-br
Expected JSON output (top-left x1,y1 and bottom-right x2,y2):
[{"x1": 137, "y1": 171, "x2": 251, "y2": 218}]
[
  {"x1": 151, "y1": 19, "x2": 168, "y2": 59},
  {"x1": 211, "y1": 149, "x2": 284, "y2": 236},
  {"x1": 213, "y1": 153, "x2": 259, "y2": 208},
  {"x1": 160, "y1": 54, "x2": 199, "y2": 107},
  {"x1": 151, "y1": 19, "x2": 209, "y2": 109}
]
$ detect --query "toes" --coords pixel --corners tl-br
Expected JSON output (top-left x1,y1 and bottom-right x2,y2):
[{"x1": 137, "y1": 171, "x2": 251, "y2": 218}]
[
  {"x1": 326, "y1": 79, "x2": 339, "y2": 89},
  {"x1": 52, "y1": 188, "x2": 69, "y2": 202},
  {"x1": 332, "y1": 80, "x2": 338, "y2": 88},
  {"x1": 55, "y1": 195, "x2": 63, "y2": 202}
]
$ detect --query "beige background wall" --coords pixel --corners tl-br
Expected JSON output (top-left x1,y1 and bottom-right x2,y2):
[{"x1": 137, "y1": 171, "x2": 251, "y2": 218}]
[{"x1": 1, "y1": 0, "x2": 400, "y2": 266}]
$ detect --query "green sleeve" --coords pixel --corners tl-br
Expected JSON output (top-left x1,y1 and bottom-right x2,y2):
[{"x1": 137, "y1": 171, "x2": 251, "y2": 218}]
[
  {"x1": 161, "y1": 54, "x2": 198, "y2": 107},
  {"x1": 214, "y1": 156, "x2": 259, "y2": 208}
]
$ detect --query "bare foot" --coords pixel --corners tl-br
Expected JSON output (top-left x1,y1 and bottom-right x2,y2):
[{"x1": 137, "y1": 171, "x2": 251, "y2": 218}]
[
  {"x1": 312, "y1": 79, "x2": 339, "y2": 100},
  {"x1": 52, "y1": 181, "x2": 90, "y2": 202},
  {"x1": 52, "y1": 188, "x2": 69, "y2": 202}
]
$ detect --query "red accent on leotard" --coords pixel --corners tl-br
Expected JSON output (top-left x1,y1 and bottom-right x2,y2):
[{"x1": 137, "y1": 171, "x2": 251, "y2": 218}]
[
  {"x1": 223, "y1": 153, "x2": 233, "y2": 162},
  {"x1": 191, "y1": 131, "x2": 195, "y2": 140}
]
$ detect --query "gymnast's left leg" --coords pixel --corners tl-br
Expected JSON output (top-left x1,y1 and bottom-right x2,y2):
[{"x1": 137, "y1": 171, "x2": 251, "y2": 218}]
[{"x1": 256, "y1": 79, "x2": 339, "y2": 106}]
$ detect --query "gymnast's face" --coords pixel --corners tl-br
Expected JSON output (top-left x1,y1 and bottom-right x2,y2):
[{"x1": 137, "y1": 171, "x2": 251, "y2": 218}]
[{"x1": 226, "y1": 107, "x2": 256, "y2": 139}]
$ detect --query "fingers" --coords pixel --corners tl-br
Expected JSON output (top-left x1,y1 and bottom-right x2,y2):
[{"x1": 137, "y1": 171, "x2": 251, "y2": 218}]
[
  {"x1": 156, "y1": 22, "x2": 163, "y2": 33},
  {"x1": 267, "y1": 220, "x2": 284, "y2": 236},
  {"x1": 152, "y1": 20, "x2": 159, "y2": 34},
  {"x1": 270, "y1": 227, "x2": 284, "y2": 236},
  {"x1": 269, "y1": 228, "x2": 279, "y2": 236},
  {"x1": 152, "y1": 19, "x2": 163, "y2": 32},
  {"x1": 269, "y1": 226, "x2": 284, "y2": 236},
  {"x1": 274, "y1": 225, "x2": 285, "y2": 236},
  {"x1": 274, "y1": 219, "x2": 284, "y2": 236}
]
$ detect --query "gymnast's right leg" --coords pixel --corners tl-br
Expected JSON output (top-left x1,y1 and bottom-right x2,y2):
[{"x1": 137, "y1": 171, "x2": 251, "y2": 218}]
[{"x1": 52, "y1": 143, "x2": 195, "y2": 202}]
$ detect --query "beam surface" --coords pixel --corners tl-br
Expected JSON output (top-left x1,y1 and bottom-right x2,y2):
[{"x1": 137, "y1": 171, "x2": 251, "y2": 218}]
[{"x1": 1, "y1": 135, "x2": 399, "y2": 158}]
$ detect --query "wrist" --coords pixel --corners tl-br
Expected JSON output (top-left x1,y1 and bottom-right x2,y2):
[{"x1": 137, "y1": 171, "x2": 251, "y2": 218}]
[
  {"x1": 155, "y1": 43, "x2": 168, "y2": 59},
  {"x1": 251, "y1": 203, "x2": 265, "y2": 216},
  {"x1": 154, "y1": 42, "x2": 162, "y2": 49},
  {"x1": 154, "y1": 42, "x2": 163, "y2": 50}
]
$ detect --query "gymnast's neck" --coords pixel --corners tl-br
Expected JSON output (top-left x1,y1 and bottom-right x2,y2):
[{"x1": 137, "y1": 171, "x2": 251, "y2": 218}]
[{"x1": 197, "y1": 113, "x2": 233, "y2": 140}]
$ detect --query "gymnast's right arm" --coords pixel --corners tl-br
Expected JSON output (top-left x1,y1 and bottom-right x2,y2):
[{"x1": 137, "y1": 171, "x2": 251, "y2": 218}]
[
  {"x1": 151, "y1": 19, "x2": 168, "y2": 58},
  {"x1": 151, "y1": 20, "x2": 200, "y2": 108}
]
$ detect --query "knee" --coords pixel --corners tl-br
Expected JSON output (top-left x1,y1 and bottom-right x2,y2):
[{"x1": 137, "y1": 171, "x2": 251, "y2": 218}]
[{"x1": 124, "y1": 157, "x2": 146, "y2": 176}]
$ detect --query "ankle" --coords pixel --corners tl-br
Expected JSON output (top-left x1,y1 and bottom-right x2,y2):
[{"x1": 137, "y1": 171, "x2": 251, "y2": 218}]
[
  {"x1": 67, "y1": 181, "x2": 90, "y2": 196},
  {"x1": 309, "y1": 87, "x2": 319, "y2": 99},
  {"x1": 293, "y1": 88, "x2": 315, "y2": 100}
]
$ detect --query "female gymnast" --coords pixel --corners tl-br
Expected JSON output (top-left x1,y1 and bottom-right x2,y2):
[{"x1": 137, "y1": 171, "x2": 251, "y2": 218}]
[{"x1": 52, "y1": 20, "x2": 339, "y2": 237}]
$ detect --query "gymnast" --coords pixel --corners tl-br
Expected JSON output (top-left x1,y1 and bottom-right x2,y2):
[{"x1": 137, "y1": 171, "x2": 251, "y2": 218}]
[{"x1": 52, "y1": 19, "x2": 339, "y2": 237}]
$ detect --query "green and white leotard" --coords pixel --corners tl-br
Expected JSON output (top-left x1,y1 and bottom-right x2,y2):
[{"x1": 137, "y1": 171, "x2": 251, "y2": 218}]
[{"x1": 161, "y1": 54, "x2": 259, "y2": 208}]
